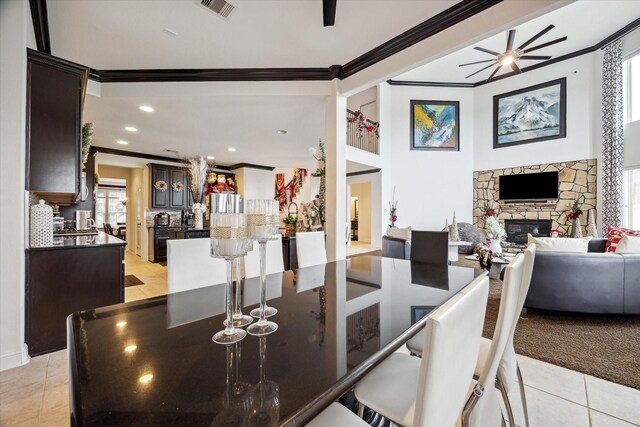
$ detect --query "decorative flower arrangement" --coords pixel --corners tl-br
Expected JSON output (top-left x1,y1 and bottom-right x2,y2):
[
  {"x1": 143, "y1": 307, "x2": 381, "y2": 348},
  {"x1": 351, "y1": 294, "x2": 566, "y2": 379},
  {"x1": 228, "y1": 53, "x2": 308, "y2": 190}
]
[
  {"x1": 81, "y1": 123, "x2": 94, "y2": 171},
  {"x1": 568, "y1": 195, "x2": 584, "y2": 220},
  {"x1": 389, "y1": 187, "x2": 398, "y2": 227},
  {"x1": 485, "y1": 216, "x2": 505, "y2": 240},
  {"x1": 481, "y1": 200, "x2": 497, "y2": 219},
  {"x1": 184, "y1": 156, "x2": 209, "y2": 205},
  {"x1": 474, "y1": 244, "x2": 493, "y2": 272},
  {"x1": 347, "y1": 110, "x2": 380, "y2": 139},
  {"x1": 172, "y1": 181, "x2": 184, "y2": 192},
  {"x1": 154, "y1": 180, "x2": 168, "y2": 192},
  {"x1": 283, "y1": 215, "x2": 297, "y2": 225}
]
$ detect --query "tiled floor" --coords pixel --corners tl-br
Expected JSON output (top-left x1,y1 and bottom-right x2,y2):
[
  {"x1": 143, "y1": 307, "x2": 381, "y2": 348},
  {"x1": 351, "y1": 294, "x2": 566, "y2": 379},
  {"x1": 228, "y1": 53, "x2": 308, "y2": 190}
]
[
  {"x1": 2, "y1": 252, "x2": 639, "y2": 426},
  {"x1": 347, "y1": 241, "x2": 380, "y2": 257}
]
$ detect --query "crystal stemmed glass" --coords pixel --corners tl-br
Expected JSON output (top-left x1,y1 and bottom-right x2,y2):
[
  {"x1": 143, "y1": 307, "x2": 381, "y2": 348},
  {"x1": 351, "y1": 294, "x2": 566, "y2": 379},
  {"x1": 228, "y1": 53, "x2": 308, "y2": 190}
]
[
  {"x1": 248, "y1": 336, "x2": 280, "y2": 427},
  {"x1": 246, "y1": 200, "x2": 280, "y2": 336},
  {"x1": 212, "y1": 343, "x2": 248, "y2": 426},
  {"x1": 224, "y1": 257, "x2": 254, "y2": 328},
  {"x1": 210, "y1": 194, "x2": 252, "y2": 345}
]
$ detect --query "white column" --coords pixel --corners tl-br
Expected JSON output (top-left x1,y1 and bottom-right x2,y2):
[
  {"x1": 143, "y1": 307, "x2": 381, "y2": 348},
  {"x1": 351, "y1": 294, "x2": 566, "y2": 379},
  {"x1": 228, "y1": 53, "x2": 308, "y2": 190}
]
[
  {"x1": 0, "y1": 0, "x2": 29, "y2": 370},
  {"x1": 377, "y1": 83, "x2": 393, "y2": 236},
  {"x1": 324, "y1": 82, "x2": 347, "y2": 261}
]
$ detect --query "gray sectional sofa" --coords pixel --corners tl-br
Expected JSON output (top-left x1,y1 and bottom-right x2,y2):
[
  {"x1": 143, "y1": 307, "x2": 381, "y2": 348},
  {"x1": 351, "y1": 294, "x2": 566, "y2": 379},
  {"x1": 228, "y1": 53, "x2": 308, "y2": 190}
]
[{"x1": 525, "y1": 238, "x2": 640, "y2": 314}]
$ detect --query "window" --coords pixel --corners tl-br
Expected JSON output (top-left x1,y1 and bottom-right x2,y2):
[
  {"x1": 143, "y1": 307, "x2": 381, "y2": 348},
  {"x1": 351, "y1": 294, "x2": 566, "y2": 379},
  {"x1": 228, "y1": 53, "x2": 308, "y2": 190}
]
[
  {"x1": 623, "y1": 168, "x2": 640, "y2": 229},
  {"x1": 624, "y1": 52, "x2": 640, "y2": 123},
  {"x1": 95, "y1": 187, "x2": 127, "y2": 227}
]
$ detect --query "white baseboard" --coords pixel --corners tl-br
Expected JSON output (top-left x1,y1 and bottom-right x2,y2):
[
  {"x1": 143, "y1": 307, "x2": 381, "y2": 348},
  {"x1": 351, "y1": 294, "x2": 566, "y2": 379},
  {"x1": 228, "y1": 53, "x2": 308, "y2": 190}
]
[{"x1": 0, "y1": 344, "x2": 30, "y2": 372}]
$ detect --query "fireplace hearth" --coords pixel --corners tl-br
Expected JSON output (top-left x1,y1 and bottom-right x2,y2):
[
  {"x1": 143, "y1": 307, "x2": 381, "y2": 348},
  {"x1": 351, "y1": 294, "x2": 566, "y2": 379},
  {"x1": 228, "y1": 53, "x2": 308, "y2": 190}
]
[{"x1": 505, "y1": 219, "x2": 552, "y2": 244}]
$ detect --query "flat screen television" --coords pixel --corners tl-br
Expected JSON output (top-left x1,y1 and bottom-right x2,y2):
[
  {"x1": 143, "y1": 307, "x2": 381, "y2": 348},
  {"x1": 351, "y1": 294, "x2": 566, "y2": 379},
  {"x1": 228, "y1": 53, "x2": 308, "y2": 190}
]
[{"x1": 498, "y1": 171, "x2": 559, "y2": 201}]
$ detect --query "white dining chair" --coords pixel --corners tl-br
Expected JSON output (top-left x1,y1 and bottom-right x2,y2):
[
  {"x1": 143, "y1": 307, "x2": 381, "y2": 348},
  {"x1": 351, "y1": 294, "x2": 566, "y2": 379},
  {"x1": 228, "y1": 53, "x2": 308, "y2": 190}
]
[
  {"x1": 353, "y1": 274, "x2": 490, "y2": 427},
  {"x1": 307, "y1": 402, "x2": 370, "y2": 427},
  {"x1": 167, "y1": 238, "x2": 227, "y2": 294},
  {"x1": 462, "y1": 253, "x2": 525, "y2": 427},
  {"x1": 407, "y1": 246, "x2": 536, "y2": 427},
  {"x1": 244, "y1": 234, "x2": 284, "y2": 278},
  {"x1": 296, "y1": 231, "x2": 327, "y2": 268}
]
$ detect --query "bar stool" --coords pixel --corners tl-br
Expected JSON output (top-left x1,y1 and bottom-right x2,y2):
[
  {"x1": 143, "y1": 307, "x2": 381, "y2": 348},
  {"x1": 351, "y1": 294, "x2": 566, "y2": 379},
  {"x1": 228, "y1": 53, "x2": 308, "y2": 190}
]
[{"x1": 353, "y1": 274, "x2": 490, "y2": 427}]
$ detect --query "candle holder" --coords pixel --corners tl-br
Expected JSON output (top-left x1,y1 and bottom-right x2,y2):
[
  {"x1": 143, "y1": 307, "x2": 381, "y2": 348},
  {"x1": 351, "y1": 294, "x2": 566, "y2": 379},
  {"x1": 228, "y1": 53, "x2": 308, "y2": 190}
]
[
  {"x1": 246, "y1": 199, "x2": 280, "y2": 336},
  {"x1": 210, "y1": 193, "x2": 252, "y2": 345}
]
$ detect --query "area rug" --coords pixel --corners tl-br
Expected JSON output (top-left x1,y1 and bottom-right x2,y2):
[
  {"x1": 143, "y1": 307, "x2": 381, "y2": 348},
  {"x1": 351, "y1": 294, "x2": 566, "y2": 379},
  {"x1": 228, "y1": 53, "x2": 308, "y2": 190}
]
[
  {"x1": 455, "y1": 259, "x2": 640, "y2": 390},
  {"x1": 124, "y1": 275, "x2": 144, "y2": 287}
]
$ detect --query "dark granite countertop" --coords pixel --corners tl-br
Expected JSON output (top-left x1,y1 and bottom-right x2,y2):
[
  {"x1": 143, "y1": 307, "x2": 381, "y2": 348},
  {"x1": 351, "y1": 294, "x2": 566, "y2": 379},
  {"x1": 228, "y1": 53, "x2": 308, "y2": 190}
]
[{"x1": 27, "y1": 231, "x2": 127, "y2": 251}]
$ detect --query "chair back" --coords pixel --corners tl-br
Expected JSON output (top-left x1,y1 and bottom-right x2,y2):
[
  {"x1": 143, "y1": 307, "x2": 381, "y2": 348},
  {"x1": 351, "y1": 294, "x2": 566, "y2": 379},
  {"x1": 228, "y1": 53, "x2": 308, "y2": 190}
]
[
  {"x1": 499, "y1": 244, "x2": 537, "y2": 388},
  {"x1": 412, "y1": 274, "x2": 490, "y2": 427},
  {"x1": 167, "y1": 238, "x2": 227, "y2": 294},
  {"x1": 465, "y1": 254, "x2": 525, "y2": 426},
  {"x1": 295, "y1": 231, "x2": 327, "y2": 268},
  {"x1": 410, "y1": 230, "x2": 448, "y2": 265},
  {"x1": 244, "y1": 235, "x2": 284, "y2": 278}
]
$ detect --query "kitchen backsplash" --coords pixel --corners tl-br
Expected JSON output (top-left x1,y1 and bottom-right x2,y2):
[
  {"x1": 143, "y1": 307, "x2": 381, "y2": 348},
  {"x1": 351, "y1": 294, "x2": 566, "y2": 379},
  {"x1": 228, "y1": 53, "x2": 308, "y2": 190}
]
[{"x1": 144, "y1": 209, "x2": 184, "y2": 227}]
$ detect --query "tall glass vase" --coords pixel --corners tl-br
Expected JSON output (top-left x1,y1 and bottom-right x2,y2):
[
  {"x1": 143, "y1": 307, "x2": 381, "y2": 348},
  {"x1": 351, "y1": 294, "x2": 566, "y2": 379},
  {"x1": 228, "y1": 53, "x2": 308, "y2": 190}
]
[
  {"x1": 210, "y1": 194, "x2": 251, "y2": 345},
  {"x1": 246, "y1": 200, "x2": 280, "y2": 336},
  {"x1": 570, "y1": 218, "x2": 583, "y2": 238}
]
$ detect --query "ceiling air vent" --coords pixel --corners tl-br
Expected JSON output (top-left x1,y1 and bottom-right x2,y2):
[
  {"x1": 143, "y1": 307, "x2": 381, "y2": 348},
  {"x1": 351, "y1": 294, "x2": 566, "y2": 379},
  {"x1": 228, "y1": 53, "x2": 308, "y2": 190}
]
[{"x1": 199, "y1": 0, "x2": 237, "y2": 20}]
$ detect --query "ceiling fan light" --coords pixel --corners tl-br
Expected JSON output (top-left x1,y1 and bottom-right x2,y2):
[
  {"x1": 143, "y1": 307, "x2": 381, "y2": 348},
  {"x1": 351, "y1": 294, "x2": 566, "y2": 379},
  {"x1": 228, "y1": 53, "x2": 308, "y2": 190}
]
[{"x1": 500, "y1": 54, "x2": 514, "y2": 66}]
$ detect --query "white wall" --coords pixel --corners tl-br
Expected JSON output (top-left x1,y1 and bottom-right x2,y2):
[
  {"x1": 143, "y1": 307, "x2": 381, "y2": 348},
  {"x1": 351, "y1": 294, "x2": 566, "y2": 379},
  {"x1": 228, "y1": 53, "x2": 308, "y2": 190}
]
[
  {"x1": 1, "y1": 0, "x2": 30, "y2": 370},
  {"x1": 347, "y1": 87, "x2": 378, "y2": 121},
  {"x1": 473, "y1": 53, "x2": 597, "y2": 171},
  {"x1": 388, "y1": 85, "x2": 475, "y2": 229},
  {"x1": 232, "y1": 167, "x2": 274, "y2": 200}
]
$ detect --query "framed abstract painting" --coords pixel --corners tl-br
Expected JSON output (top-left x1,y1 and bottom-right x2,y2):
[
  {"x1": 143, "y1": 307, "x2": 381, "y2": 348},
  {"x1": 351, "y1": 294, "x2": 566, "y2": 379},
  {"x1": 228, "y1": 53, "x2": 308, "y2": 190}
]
[
  {"x1": 493, "y1": 77, "x2": 566, "y2": 148},
  {"x1": 410, "y1": 100, "x2": 459, "y2": 151}
]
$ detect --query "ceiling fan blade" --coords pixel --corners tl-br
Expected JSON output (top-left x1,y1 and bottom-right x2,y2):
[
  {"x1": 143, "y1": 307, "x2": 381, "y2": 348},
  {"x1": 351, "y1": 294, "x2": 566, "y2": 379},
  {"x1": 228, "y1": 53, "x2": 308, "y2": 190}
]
[
  {"x1": 459, "y1": 59, "x2": 498, "y2": 67},
  {"x1": 474, "y1": 46, "x2": 501, "y2": 56},
  {"x1": 323, "y1": 0, "x2": 336, "y2": 27},
  {"x1": 506, "y1": 29, "x2": 516, "y2": 51},
  {"x1": 510, "y1": 62, "x2": 522, "y2": 73},
  {"x1": 517, "y1": 24, "x2": 555, "y2": 50},
  {"x1": 523, "y1": 36, "x2": 567, "y2": 53},
  {"x1": 465, "y1": 62, "x2": 498, "y2": 79},
  {"x1": 486, "y1": 65, "x2": 502, "y2": 82},
  {"x1": 519, "y1": 55, "x2": 552, "y2": 60}
]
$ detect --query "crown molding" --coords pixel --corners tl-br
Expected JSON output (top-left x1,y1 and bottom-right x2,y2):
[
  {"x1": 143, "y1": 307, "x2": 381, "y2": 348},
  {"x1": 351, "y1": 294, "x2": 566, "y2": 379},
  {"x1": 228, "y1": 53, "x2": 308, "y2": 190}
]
[
  {"x1": 229, "y1": 163, "x2": 275, "y2": 171},
  {"x1": 28, "y1": 0, "x2": 51, "y2": 54}
]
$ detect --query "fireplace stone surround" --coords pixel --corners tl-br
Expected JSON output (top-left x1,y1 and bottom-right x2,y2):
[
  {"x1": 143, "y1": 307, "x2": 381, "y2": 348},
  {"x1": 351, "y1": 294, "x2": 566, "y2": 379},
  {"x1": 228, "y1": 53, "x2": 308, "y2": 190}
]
[
  {"x1": 505, "y1": 219, "x2": 552, "y2": 244},
  {"x1": 473, "y1": 159, "x2": 597, "y2": 237}
]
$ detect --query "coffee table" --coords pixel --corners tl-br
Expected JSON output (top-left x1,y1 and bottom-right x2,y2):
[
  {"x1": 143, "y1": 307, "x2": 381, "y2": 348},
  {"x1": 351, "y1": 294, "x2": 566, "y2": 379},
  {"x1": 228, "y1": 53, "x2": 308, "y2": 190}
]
[
  {"x1": 448, "y1": 241, "x2": 471, "y2": 262},
  {"x1": 464, "y1": 254, "x2": 515, "y2": 279}
]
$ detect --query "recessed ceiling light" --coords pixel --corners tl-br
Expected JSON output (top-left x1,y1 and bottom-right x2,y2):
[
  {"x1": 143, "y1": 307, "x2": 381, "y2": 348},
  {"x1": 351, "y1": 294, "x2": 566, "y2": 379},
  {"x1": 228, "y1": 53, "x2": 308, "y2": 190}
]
[
  {"x1": 117, "y1": 140, "x2": 129, "y2": 145},
  {"x1": 138, "y1": 373, "x2": 153, "y2": 384},
  {"x1": 124, "y1": 344, "x2": 137, "y2": 353},
  {"x1": 162, "y1": 28, "x2": 178, "y2": 38},
  {"x1": 227, "y1": 147, "x2": 236, "y2": 152},
  {"x1": 125, "y1": 126, "x2": 138, "y2": 132},
  {"x1": 116, "y1": 321, "x2": 127, "y2": 328},
  {"x1": 277, "y1": 129, "x2": 287, "y2": 134},
  {"x1": 206, "y1": 156, "x2": 215, "y2": 160},
  {"x1": 139, "y1": 105, "x2": 154, "y2": 113}
]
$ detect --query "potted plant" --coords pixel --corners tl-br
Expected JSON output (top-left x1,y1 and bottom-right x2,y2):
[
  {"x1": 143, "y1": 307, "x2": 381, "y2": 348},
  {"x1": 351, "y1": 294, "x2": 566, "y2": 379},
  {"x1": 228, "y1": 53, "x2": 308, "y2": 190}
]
[{"x1": 283, "y1": 215, "x2": 297, "y2": 237}]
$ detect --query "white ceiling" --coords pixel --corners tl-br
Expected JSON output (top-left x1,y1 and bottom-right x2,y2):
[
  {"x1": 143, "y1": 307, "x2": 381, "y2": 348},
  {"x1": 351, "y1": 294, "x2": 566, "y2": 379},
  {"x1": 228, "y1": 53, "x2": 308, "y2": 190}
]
[
  {"x1": 47, "y1": 0, "x2": 454, "y2": 69},
  {"x1": 84, "y1": 93, "x2": 325, "y2": 168},
  {"x1": 394, "y1": 1, "x2": 640, "y2": 84}
]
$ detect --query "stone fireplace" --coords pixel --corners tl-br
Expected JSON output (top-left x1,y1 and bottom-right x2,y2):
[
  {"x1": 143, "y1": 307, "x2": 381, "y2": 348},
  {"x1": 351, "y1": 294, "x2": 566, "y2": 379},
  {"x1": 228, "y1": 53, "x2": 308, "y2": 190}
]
[
  {"x1": 473, "y1": 159, "x2": 597, "y2": 236},
  {"x1": 504, "y1": 219, "x2": 552, "y2": 244}
]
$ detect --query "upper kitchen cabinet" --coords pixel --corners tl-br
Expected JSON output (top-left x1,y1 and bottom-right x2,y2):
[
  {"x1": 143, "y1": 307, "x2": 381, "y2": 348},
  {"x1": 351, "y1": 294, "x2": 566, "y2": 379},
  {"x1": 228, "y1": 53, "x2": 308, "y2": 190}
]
[
  {"x1": 149, "y1": 163, "x2": 189, "y2": 209},
  {"x1": 26, "y1": 49, "x2": 89, "y2": 204}
]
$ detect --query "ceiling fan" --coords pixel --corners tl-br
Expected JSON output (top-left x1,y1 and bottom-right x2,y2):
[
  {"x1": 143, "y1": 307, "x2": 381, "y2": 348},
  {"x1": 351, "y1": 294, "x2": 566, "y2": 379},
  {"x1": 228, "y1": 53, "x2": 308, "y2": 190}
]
[{"x1": 460, "y1": 25, "x2": 567, "y2": 81}]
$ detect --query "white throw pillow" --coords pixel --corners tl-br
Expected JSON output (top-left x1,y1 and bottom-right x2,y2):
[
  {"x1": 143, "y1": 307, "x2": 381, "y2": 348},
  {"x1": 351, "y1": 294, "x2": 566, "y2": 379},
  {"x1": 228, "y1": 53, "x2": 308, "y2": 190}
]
[
  {"x1": 527, "y1": 234, "x2": 591, "y2": 252},
  {"x1": 613, "y1": 234, "x2": 640, "y2": 253},
  {"x1": 387, "y1": 226, "x2": 411, "y2": 241}
]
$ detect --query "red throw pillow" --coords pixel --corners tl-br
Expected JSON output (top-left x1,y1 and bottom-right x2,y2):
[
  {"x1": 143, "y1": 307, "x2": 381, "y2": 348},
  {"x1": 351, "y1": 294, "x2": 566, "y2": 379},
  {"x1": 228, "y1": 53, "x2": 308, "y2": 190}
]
[{"x1": 606, "y1": 225, "x2": 640, "y2": 252}]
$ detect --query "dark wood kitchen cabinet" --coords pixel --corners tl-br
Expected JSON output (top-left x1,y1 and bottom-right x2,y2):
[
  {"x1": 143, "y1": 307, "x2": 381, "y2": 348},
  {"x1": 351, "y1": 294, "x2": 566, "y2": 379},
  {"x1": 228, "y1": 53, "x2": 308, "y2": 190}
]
[
  {"x1": 149, "y1": 164, "x2": 190, "y2": 209},
  {"x1": 26, "y1": 240, "x2": 125, "y2": 356},
  {"x1": 26, "y1": 49, "x2": 89, "y2": 205}
]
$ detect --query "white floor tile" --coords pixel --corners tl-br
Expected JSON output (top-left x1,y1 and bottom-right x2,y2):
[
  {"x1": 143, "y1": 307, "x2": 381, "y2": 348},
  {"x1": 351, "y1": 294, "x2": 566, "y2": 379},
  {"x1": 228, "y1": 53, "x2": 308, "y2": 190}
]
[
  {"x1": 507, "y1": 385, "x2": 590, "y2": 427},
  {"x1": 590, "y1": 410, "x2": 639, "y2": 427},
  {"x1": 585, "y1": 375, "x2": 640, "y2": 425},
  {"x1": 516, "y1": 355, "x2": 587, "y2": 406}
]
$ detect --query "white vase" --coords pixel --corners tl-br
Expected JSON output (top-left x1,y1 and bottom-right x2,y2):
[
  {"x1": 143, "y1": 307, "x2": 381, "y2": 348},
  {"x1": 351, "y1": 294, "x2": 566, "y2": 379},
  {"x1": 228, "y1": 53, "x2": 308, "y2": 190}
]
[
  {"x1": 489, "y1": 239, "x2": 502, "y2": 255},
  {"x1": 194, "y1": 210, "x2": 203, "y2": 230}
]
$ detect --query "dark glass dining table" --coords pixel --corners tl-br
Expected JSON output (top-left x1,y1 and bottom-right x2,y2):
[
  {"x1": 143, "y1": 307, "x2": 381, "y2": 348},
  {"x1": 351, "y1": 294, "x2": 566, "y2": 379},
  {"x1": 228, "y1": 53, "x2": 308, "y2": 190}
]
[{"x1": 67, "y1": 255, "x2": 481, "y2": 426}]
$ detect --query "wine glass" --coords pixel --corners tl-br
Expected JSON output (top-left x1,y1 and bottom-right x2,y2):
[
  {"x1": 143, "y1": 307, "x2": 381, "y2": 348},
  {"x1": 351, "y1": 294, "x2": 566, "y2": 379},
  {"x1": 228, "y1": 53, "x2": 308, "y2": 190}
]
[
  {"x1": 246, "y1": 200, "x2": 280, "y2": 336},
  {"x1": 210, "y1": 193, "x2": 252, "y2": 345}
]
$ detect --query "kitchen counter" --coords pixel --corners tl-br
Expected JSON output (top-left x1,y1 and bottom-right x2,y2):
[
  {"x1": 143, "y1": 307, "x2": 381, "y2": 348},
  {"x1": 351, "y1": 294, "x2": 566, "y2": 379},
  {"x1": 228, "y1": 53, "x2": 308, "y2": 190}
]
[{"x1": 27, "y1": 231, "x2": 126, "y2": 251}]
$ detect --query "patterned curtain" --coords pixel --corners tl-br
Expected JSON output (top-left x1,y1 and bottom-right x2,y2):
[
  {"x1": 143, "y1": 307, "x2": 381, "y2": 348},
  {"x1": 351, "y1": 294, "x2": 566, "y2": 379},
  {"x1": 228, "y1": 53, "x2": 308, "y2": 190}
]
[{"x1": 601, "y1": 40, "x2": 624, "y2": 234}]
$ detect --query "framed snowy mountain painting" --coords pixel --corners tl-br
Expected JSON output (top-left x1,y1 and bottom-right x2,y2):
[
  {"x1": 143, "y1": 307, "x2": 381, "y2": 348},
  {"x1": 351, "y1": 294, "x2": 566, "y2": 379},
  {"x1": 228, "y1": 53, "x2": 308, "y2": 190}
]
[
  {"x1": 410, "y1": 100, "x2": 459, "y2": 151},
  {"x1": 493, "y1": 77, "x2": 566, "y2": 148}
]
